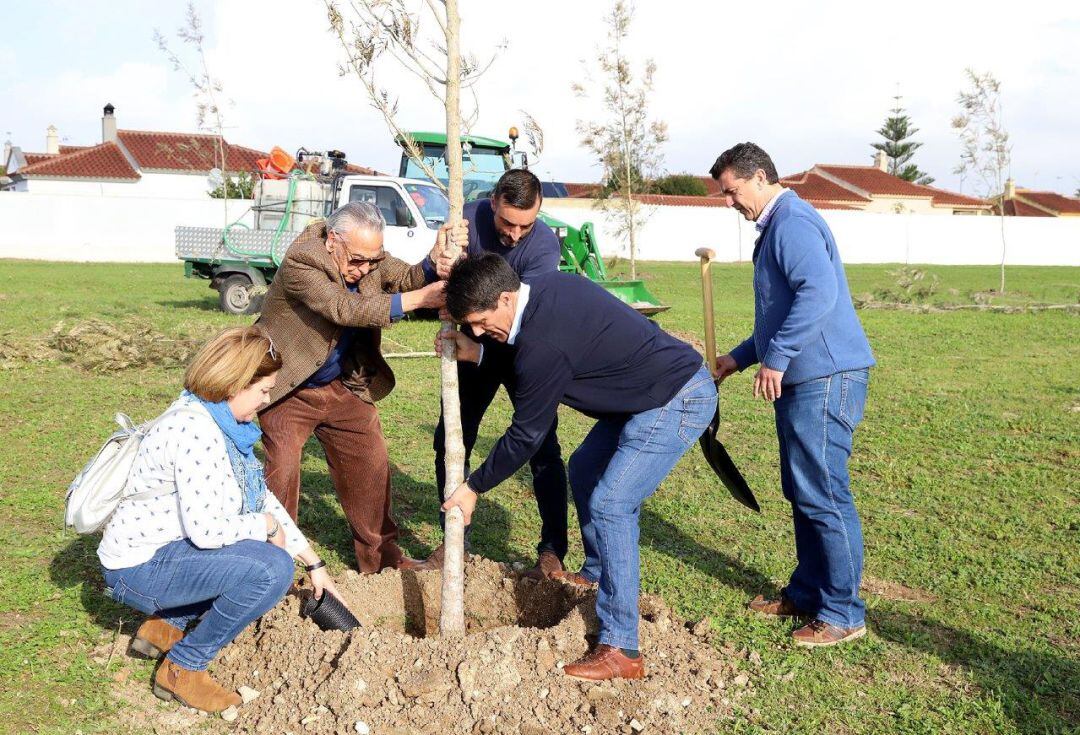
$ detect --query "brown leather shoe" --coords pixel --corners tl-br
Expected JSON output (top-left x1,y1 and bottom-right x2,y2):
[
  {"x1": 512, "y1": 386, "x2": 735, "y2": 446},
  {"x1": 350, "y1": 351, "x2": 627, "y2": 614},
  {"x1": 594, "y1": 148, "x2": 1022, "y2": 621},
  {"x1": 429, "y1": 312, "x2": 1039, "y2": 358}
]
[
  {"x1": 153, "y1": 659, "x2": 242, "y2": 713},
  {"x1": 550, "y1": 569, "x2": 598, "y2": 588},
  {"x1": 524, "y1": 550, "x2": 565, "y2": 580},
  {"x1": 748, "y1": 593, "x2": 810, "y2": 618},
  {"x1": 130, "y1": 616, "x2": 185, "y2": 659},
  {"x1": 564, "y1": 644, "x2": 645, "y2": 681},
  {"x1": 393, "y1": 556, "x2": 427, "y2": 571},
  {"x1": 791, "y1": 619, "x2": 866, "y2": 648}
]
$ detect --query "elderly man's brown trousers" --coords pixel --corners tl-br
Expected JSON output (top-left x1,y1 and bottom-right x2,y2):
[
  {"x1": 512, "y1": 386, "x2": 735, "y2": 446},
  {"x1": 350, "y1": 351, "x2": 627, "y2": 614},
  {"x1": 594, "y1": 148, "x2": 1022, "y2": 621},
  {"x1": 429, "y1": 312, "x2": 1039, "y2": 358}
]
[{"x1": 261, "y1": 380, "x2": 405, "y2": 573}]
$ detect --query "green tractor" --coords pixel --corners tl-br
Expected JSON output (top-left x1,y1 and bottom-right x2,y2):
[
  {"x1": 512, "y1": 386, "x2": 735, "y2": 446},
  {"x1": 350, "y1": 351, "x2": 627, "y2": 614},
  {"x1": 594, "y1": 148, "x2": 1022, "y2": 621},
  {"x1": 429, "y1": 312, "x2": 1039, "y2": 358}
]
[{"x1": 396, "y1": 130, "x2": 668, "y2": 315}]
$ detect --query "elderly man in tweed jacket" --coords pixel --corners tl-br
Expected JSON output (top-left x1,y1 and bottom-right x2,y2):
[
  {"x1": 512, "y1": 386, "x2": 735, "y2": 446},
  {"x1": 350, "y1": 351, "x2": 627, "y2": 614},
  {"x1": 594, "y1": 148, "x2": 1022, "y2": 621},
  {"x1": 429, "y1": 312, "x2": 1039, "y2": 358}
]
[{"x1": 256, "y1": 201, "x2": 462, "y2": 573}]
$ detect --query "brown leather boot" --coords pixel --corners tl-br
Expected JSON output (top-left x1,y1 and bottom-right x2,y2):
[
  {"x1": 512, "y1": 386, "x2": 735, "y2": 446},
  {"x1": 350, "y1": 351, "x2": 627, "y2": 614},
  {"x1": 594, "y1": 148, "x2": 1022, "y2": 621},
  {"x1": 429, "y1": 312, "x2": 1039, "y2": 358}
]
[
  {"x1": 550, "y1": 569, "x2": 598, "y2": 588},
  {"x1": 791, "y1": 619, "x2": 866, "y2": 648},
  {"x1": 748, "y1": 593, "x2": 810, "y2": 618},
  {"x1": 153, "y1": 659, "x2": 242, "y2": 713},
  {"x1": 130, "y1": 616, "x2": 185, "y2": 659},
  {"x1": 564, "y1": 644, "x2": 645, "y2": 682},
  {"x1": 524, "y1": 550, "x2": 565, "y2": 580}
]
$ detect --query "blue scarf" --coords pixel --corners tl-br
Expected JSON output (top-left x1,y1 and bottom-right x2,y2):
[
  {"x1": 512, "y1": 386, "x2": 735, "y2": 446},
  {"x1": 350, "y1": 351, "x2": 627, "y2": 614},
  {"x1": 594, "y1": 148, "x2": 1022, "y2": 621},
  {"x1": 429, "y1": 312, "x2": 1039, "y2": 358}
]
[{"x1": 182, "y1": 390, "x2": 267, "y2": 514}]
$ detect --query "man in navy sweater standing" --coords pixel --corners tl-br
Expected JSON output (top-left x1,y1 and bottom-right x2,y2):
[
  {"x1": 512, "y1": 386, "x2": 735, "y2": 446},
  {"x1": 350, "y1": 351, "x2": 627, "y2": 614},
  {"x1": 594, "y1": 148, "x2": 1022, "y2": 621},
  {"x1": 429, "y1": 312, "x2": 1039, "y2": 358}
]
[
  {"x1": 439, "y1": 255, "x2": 716, "y2": 681},
  {"x1": 711, "y1": 142, "x2": 875, "y2": 647},
  {"x1": 420, "y1": 169, "x2": 569, "y2": 579}
]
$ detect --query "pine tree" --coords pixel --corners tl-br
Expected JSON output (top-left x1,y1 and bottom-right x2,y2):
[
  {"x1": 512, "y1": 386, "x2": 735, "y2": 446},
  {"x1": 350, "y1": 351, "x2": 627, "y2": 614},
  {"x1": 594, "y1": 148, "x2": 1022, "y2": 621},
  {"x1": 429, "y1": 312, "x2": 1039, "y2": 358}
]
[{"x1": 872, "y1": 94, "x2": 934, "y2": 185}]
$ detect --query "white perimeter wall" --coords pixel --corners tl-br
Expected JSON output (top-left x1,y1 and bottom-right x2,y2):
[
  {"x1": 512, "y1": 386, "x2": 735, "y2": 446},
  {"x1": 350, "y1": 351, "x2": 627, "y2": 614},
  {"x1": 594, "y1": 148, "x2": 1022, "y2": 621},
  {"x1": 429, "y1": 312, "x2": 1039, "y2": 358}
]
[
  {"x1": 0, "y1": 191, "x2": 1077, "y2": 265},
  {"x1": 0, "y1": 191, "x2": 255, "y2": 262},
  {"x1": 542, "y1": 198, "x2": 1080, "y2": 266}
]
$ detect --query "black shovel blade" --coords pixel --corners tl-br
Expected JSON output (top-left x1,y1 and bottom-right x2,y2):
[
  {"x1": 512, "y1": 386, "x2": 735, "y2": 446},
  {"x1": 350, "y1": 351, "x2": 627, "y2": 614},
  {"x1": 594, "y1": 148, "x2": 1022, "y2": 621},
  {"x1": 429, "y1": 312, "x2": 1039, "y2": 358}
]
[{"x1": 699, "y1": 405, "x2": 760, "y2": 512}]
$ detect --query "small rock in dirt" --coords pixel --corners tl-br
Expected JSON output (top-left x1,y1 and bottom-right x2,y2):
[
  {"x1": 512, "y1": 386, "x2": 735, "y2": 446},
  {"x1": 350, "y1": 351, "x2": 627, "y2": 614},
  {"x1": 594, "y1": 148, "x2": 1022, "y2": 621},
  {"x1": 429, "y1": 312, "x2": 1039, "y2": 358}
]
[
  {"x1": 629, "y1": 718, "x2": 645, "y2": 732},
  {"x1": 221, "y1": 706, "x2": 239, "y2": 722},
  {"x1": 587, "y1": 687, "x2": 616, "y2": 703},
  {"x1": 682, "y1": 697, "x2": 692, "y2": 707},
  {"x1": 748, "y1": 650, "x2": 762, "y2": 667},
  {"x1": 354, "y1": 677, "x2": 368, "y2": 693},
  {"x1": 691, "y1": 618, "x2": 712, "y2": 638},
  {"x1": 538, "y1": 687, "x2": 549, "y2": 699},
  {"x1": 733, "y1": 673, "x2": 750, "y2": 688},
  {"x1": 354, "y1": 722, "x2": 370, "y2": 735},
  {"x1": 238, "y1": 685, "x2": 260, "y2": 704}
]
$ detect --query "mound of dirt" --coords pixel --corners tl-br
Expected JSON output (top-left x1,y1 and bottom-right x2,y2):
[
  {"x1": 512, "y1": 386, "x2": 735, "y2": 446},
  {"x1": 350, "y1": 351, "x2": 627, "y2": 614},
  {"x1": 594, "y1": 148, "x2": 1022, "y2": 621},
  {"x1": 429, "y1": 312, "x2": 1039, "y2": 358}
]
[{"x1": 210, "y1": 557, "x2": 753, "y2": 734}]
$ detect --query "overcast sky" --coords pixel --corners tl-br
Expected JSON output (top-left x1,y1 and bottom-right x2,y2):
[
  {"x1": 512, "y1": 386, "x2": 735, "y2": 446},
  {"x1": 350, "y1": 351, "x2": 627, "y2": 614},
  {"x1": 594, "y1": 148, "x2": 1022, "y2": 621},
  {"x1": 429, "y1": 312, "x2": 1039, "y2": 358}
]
[{"x1": 3, "y1": 1, "x2": 1078, "y2": 195}]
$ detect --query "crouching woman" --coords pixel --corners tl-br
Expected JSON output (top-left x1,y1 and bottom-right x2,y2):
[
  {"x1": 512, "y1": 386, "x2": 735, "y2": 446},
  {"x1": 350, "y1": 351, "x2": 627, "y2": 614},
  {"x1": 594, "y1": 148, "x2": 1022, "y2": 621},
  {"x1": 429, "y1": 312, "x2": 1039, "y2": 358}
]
[{"x1": 97, "y1": 326, "x2": 341, "y2": 712}]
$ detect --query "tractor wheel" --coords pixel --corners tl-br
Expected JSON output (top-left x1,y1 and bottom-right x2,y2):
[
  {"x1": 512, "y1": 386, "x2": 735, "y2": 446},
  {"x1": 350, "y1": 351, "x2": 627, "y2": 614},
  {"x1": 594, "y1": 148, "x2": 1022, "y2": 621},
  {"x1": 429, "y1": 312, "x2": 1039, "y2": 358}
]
[{"x1": 218, "y1": 275, "x2": 261, "y2": 315}]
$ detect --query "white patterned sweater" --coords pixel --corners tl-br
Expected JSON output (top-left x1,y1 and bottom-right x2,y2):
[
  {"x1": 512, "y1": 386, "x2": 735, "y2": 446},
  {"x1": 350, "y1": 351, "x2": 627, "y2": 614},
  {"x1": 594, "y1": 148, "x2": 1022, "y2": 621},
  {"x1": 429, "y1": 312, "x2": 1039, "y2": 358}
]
[{"x1": 97, "y1": 394, "x2": 307, "y2": 569}]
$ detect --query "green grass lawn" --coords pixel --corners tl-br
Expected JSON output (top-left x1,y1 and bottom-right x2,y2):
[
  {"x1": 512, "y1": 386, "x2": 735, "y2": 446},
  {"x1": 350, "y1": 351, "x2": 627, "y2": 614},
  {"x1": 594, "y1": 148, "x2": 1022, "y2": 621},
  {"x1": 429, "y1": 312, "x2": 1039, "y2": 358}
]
[{"x1": 0, "y1": 260, "x2": 1077, "y2": 734}]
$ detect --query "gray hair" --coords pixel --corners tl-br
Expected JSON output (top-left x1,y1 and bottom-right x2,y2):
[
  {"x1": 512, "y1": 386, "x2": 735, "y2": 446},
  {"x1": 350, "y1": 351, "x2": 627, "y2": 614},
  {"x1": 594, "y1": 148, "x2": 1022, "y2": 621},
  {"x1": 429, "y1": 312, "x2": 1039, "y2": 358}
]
[{"x1": 326, "y1": 201, "x2": 385, "y2": 236}]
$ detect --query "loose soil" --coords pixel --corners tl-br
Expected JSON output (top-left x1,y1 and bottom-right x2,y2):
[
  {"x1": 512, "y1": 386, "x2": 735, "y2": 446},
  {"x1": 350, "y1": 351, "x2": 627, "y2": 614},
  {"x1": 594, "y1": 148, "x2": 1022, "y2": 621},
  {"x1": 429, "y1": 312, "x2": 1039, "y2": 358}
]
[{"x1": 198, "y1": 557, "x2": 751, "y2": 734}]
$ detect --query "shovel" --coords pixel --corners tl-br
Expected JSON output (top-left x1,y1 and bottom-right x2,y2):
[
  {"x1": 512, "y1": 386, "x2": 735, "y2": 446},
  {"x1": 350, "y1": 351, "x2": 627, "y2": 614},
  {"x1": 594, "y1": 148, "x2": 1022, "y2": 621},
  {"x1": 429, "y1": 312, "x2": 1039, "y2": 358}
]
[{"x1": 694, "y1": 247, "x2": 760, "y2": 513}]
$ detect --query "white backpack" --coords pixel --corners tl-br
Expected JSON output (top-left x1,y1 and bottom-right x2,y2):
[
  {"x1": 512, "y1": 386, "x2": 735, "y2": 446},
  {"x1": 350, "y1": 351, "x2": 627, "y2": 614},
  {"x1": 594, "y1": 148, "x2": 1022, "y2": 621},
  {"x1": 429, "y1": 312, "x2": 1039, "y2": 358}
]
[{"x1": 65, "y1": 407, "x2": 196, "y2": 534}]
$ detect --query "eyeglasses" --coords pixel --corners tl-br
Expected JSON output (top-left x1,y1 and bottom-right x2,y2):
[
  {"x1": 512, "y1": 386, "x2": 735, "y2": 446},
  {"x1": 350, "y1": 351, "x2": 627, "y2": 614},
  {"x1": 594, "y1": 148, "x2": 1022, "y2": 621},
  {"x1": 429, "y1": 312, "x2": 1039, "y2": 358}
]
[
  {"x1": 330, "y1": 231, "x2": 385, "y2": 267},
  {"x1": 345, "y1": 253, "x2": 386, "y2": 267}
]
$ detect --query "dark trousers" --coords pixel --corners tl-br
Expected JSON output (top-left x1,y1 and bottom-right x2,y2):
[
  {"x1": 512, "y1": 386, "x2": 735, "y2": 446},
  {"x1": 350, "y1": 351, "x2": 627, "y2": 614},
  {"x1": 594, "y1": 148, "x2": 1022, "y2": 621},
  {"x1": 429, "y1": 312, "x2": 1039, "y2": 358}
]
[
  {"x1": 261, "y1": 380, "x2": 406, "y2": 573},
  {"x1": 433, "y1": 347, "x2": 569, "y2": 559}
]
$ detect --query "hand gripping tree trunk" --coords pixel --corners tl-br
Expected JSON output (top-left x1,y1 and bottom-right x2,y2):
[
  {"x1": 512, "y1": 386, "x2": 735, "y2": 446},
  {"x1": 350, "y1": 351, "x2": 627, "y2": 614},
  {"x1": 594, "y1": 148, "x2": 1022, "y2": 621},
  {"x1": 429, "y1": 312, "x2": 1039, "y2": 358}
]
[{"x1": 325, "y1": 0, "x2": 490, "y2": 635}]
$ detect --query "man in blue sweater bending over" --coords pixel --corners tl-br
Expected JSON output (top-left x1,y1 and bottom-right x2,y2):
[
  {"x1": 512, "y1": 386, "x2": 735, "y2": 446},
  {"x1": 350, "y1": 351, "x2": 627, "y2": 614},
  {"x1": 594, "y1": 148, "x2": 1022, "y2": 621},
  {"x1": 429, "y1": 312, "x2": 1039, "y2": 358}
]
[
  {"x1": 439, "y1": 255, "x2": 716, "y2": 681},
  {"x1": 419, "y1": 169, "x2": 569, "y2": 578},
  {"x1": 711, "y1": 142, "x2": 875, "y2": 648}
]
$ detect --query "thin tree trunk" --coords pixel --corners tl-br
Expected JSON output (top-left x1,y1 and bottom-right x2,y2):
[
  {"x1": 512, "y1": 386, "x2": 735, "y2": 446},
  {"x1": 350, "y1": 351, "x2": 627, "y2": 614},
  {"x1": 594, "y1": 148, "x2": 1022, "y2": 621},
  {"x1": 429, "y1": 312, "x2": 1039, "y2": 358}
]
[
  {"x1": 998, "y1": 201, "x2": 1006, "y2": 294},
  {"x1": 614, "y1": 29, "x2": 636, "y2": 281},
  {"x1": 438, "y1": 0, "x2": 466, "y2": 636}
]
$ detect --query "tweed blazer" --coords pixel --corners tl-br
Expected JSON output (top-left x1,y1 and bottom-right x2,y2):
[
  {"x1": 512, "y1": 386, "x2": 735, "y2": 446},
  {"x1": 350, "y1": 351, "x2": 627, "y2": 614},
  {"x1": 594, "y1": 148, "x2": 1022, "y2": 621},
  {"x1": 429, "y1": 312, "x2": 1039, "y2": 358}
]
[{"x1": 256, "y1": 221, "x2": 428, "y2": 408}]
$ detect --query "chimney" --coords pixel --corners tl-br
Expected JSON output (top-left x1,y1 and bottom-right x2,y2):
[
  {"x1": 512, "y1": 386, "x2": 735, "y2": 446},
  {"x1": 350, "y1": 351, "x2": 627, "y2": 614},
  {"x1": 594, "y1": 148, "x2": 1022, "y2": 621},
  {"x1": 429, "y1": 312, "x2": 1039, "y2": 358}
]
[
  {"x1": 46, "y1": 125, "x2": 59, "y2": 154},
  {"x1": 1003, "y1": 178, "x2": 1016, "y2": 200},
  {"x1": 102, "y1": 103, "x2": 117, "y2": 143},
  {"x1": 873, "y1": 150, "x2": 889, "y2": 172}
]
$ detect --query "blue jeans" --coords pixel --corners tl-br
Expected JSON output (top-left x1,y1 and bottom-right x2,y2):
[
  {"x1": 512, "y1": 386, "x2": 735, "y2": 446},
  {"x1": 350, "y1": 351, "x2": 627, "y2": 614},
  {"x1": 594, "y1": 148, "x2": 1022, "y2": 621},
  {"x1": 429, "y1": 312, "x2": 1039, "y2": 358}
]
[
  {"x1": 103, "y1": 539, "x2": 295, "y2": 671},
  {"x1": 568, "y1": 364, "x2": 716, "y2": 650},
  {"x1": 774, "y1": 369, "x2": 869, "y2": 629}
]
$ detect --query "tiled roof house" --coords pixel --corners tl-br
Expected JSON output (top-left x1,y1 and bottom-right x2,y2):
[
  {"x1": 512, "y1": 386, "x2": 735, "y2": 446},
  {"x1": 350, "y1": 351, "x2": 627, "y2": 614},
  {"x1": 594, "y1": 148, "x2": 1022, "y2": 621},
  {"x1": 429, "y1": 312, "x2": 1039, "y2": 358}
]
[
  {"x1": 2, "y1": 104, "x2": 275, "y2": 197},
  {"x1": 994, "y1": 180, "x2": 1080, "y2": 217}
]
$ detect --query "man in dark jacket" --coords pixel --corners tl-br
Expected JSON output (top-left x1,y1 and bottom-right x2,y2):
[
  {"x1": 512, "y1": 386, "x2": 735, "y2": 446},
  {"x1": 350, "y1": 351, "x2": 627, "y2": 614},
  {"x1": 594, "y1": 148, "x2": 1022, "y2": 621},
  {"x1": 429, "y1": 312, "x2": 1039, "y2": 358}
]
[
  {"x1": 439, "y1": 255, "x2": 716, "y2": 682},
  {"x1": 422, "y1": 169, "x2": 569, "y2": 579},
  {"x1": 711, "y1": 142, "x2": 875, "y2": 647}
]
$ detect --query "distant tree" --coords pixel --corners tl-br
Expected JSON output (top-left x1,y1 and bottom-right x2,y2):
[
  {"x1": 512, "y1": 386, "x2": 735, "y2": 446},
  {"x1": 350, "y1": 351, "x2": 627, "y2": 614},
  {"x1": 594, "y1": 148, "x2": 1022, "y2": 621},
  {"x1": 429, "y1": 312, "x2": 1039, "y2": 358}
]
[
  {"x1": 952, "y1": 68, "x2": 1011, "y2": 293},
  {"x1": 650, "y1": 174, "x2": 708, "y2": 196},
  {"x1": 872, "y1": 94, "x2": 934, "y2": 184},
  {"x1": 155, "y1": 2, "x2": 232, "y2": 224},
  {"x1": 1075, "y1": 187, "x2": 1080, "y2": 198},
  {"x1": 573, "y1": 0, "x2": 668, "y2": 280}
]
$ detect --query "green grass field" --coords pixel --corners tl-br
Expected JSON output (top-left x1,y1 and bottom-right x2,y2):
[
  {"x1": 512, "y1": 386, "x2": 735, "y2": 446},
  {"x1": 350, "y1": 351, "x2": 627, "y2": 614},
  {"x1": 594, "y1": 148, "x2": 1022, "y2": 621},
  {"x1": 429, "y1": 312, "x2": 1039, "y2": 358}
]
[{"x1": 0, "y1": 260, "x2": 1077, "y2": 734}]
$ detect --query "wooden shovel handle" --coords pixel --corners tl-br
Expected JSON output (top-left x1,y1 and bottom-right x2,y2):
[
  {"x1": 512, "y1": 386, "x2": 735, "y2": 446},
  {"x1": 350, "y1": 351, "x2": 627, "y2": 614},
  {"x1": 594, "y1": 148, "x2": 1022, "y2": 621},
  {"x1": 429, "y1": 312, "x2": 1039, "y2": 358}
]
[{"x1": 695, "y1": 248, "x2": 717, "y2": 376}]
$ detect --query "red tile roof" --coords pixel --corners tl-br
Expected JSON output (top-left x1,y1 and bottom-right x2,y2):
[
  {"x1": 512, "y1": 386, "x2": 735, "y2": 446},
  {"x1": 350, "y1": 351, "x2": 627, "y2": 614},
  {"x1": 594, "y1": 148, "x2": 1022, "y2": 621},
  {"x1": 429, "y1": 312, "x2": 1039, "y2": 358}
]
[
  {"x1": 816, "y1": 165, "x2": 933, "y2": 198},
  {"x1": 996, "y1": 199, "x2": 1053, "y2": 217},
  {"x1": 914, "y1": 184, "x2": 990, "y2": 209},
  {"x1": 1016, "y1": 189, "x2": 1080, "y2": 215},
  {"x1": 633, "y1": 193, "x2": 729, "y2": 207},
  {"x1": 22, "y1": 152, "x2": 58, "y2": 167},
  {"x1": 59, "y1": 145, "x2": 88, "y2": 155},
  {"x1": 116, "y1": 130, "x2": 268, "y2": 173},
  {"x1": 781, "y1": 171, "x2": 870, "y2": 204},
  {"x1": 16, "y1": 142, "x2": 140, "y2": 180},
  {"x1": 806, "y1": 200, "x2": 857, "y2": 210},
  {"x1": 564, "y1": 182, "x2": 601, "y2": 198}
]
